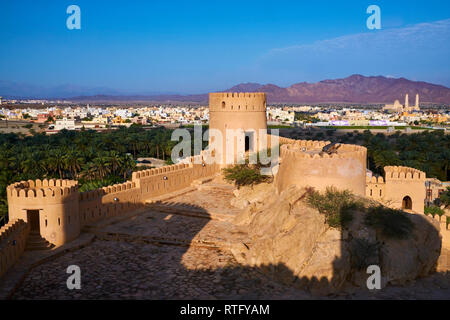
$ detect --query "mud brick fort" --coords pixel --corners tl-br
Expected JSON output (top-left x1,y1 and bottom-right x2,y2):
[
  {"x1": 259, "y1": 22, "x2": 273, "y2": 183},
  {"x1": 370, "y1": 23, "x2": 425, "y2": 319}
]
[{"x1": 1, "y1": 92, "x2": 449, "y2": 288}]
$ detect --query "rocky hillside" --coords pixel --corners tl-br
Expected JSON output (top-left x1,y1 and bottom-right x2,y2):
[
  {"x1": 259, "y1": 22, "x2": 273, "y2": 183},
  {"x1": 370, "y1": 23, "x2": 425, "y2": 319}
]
[
  {"x1": 229, "y1": 183, "x2": 442, "y2": 295},
  {"x1": 227, "y1": 75, "x2": 450, "y2": 104}
]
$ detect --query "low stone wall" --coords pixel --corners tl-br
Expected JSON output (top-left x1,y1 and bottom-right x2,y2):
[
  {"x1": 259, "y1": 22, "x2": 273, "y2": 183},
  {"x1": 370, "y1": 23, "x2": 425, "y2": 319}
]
[
  {"x1": 0, "y1": 219, "x2": 30, "y2": 278},
  {"x1": 79, "y1": 181, "x2": 141, "y2": 227}
]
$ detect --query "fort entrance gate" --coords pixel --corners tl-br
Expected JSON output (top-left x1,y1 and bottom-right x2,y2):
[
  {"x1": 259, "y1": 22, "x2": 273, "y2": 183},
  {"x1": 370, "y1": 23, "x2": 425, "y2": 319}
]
[{"x1": 26, "y1": 209, "x2": 40, "y2": 233}]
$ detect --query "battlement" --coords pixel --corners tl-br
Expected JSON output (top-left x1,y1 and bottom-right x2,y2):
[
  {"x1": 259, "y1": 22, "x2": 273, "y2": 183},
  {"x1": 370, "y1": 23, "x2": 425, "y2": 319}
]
[
  {"x1": 132, "y1": 163, "x2": 191, "y2": 180},
  {"x1": 276, "y1": 139, "x2": 367, "y2": 196},
  {"x1": 0, "y1": 219, "x2": 28, "y2": 246},
  {"x1": 280, "y1": 140, "x2": 367, "y2": 160},
  {"x1": 0, "y1": 219, "x2": 30, "y2": 278},
  {"x1": 210, "y1": 92, "x2": 266, "y2": 98},
  {"x1": 79, "y1": 181, "x2": 137, "y2": 201},
  {"x1": 366, "y1": 175, "x2": 385, "y2": 184},
  {"x1": 384, "y1": 166, "x2": 426, "y2": 181},
  {"x1": 209, "y1": 92, "x2": 266, "y2": 112},
  {"x1": 277, "y1": 136, "x2": 297, "y2": 145},
  {"x1": 7, "y1": 179, "x2": 78, "y2": 199}
]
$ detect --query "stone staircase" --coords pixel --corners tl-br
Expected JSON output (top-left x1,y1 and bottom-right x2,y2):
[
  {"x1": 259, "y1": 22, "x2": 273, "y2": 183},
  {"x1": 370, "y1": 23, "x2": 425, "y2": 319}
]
[{"x1": 25, "y1": 231, "x2": 54, "y2": 251}]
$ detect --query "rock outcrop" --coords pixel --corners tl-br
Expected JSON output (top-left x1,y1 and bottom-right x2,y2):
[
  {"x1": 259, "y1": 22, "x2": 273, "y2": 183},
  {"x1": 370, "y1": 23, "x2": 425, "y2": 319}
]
[{"x1": 229, "y1": 183, "x2": 442, "y2": 295}]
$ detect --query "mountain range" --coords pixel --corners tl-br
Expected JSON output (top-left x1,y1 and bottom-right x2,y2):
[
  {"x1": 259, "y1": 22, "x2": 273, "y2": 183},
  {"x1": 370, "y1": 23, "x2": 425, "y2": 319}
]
[{"x1": 2, "y1": 75, "x2": 450, "y2": 104}]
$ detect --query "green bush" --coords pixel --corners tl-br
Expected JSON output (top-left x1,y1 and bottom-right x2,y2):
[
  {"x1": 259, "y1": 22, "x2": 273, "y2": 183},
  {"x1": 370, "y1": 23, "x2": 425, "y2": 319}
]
[
  {"x1": 306, "y1": 187, "x2": 363, "y2": 228},
  {"x1": 222, "y1": 164, "x2": 270, "y2": 187},
  {"x1": 424, "y1": 206, "x2": 445, "y2": 219},
  {"x1": 440, "y1": 187, "x2": 450, "y2": 208},
  {"x1": 364, "y1": 206, "x2": 414, "y2": 239}
]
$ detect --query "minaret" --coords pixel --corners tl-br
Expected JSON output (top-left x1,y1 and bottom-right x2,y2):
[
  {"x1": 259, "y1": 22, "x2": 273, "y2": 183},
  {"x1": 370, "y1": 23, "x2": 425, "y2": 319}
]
[
  {"x1": 415, "y1": 94, "x2": 419, "y2": 108},
  {"x1": 405, "y1": 94, "x2": 409, "y2": 109}
]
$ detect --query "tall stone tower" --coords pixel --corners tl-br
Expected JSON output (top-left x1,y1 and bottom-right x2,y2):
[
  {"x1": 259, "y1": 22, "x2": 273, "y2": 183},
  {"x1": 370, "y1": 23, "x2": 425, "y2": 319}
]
[
  {"x1": 208, "y1": 92, "x2": 267, "y2": 165},
  {"x1": 405, "y1": 94, "x2": 409, "y2": 109},
  {"x1": 415, "y1": 94, "x2": 419, "y2": 108}
]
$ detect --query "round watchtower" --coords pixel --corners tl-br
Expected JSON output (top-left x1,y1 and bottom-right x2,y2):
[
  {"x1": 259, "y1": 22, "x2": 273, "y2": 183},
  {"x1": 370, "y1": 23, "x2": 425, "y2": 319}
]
[
  {"x1": 7, "y1": 179, "x2": 80, "y2": 246},
  {"x1": 276, "y1": 141, "x2": 367, "y2": 196},
  {"x1": 209, "y1": 92, "x2": 267, "y2": 165}
]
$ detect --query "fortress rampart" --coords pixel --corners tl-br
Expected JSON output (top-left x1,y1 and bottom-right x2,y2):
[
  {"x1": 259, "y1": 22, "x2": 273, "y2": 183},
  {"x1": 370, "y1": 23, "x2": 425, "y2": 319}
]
[
  {"x1": 7, "y1": 179, "x2": 80, "y2": 246},
  {"x1": 275, "y1": 139, "x2": 368, "y2": 196},
  {"x1": 366, "y1": 166, "x2": 426, "y2": 214},
  {"x1": 5, "y1": 151, "x2": 220, "y2": 252},
  {"x1": 0, "y1": 219, "x2": 30, "y2": 278}
]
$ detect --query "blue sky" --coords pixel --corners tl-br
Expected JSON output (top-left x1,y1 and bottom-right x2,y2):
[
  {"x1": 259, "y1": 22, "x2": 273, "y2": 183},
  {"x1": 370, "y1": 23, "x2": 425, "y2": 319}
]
[{"x1": 0, "y1": 0, "x2": 449, "y2": 95}]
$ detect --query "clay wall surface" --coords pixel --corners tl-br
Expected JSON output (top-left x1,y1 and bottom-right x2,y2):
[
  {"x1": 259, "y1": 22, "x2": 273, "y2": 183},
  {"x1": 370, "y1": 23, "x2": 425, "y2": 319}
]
[
  {"x1": 209, "y1": 93, "x2": 267, "y2": 165},
  {"x1": 7, "y1": 179, "x2": 80, "y2": 246},
  {"x1": 383, "y1": 166, "x2": 426, "y2": 214},
  {"x1": 0, "y1": 219, "x2": 30, "y2": 278},
  {"x1": 276, "y1": 140, "x2": 367, "y2": 196}
]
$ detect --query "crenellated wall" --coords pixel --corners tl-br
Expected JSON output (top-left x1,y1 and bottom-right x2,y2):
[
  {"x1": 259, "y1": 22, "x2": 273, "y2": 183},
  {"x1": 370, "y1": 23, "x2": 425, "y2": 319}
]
[
  {"x1": 0, "y1": 219, "x2": 30, "y2": 278},
  {"x1": 209, "y1": 92, "x2": 267, "y2": 112},
  {"x1": 365, "y1": 176, "x2": 386, "y2": 201},
  {"x1": 4, "y1": 151, "x2": 220, "y2": 253},
  {"x1": 7, "y1": 179, "x2": 80, "y2": 246},
  {"x1": 366, "y1": 166, "x2": 426, "y2": 214},
  {"x1": 275, "y1": 140, "x2": 368, "y2": 196},
  {"x1": 135, "y1": 159, "x2": 218, "y2": 201},
  {"x1": 78, "y1": 180, "x2": 140, "y2": 227}
]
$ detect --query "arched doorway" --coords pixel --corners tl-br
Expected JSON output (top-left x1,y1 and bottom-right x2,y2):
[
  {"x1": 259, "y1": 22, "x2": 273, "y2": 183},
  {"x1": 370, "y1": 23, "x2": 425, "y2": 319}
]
[{"x1": 402, "y1": 196, "x2": 412, "y2": 210}]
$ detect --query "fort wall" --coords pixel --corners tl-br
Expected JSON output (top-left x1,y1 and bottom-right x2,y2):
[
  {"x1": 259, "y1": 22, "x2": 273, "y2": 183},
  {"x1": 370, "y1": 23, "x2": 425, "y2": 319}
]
[
  {"x1": 366, "y1": 166, "x2": 426, "y2": 214},
  {"x1": 7, "y1": 180, "x2": 80, "y2": 246},
  {"x1": 1, "y1": 151, "x2": 220, "y2": 279},
  {"x1": 275, "y1": 140, "x2": 367, "y2": 196},
  {"x1": 5, "y1": 151, "x2": 220, "y2": 250},
  {"x1": 0, "y1": 219, "x2": 30, "y2": 278},
  {"x1": 78, "y1": 180, "x2": 140, "y2": 227}
]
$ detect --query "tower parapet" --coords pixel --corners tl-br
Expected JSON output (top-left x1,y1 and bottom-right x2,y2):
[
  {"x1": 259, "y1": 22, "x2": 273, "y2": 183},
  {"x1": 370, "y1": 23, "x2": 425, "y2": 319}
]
[
  {"x1": 7, "y1": 179, "x2": 78, "y2": 202},
  {"x1": 7, "y1": 179, "x2": 80, "y2": 246},
  {"x1": 384, "y1": 166, "x2": 426, "y2": 181},
  {"x1": 276, "y1": 141, "x2": 368, "y2": 196},
  {"x1": 366, "y1": 166, "x2": 426, "y2": 213},
  {"x1": 209, "y1": 92, "x2": 267, "y2": 112},
  {"x1": 0, "y1": 219, "x2": 30, "y2": 278}
]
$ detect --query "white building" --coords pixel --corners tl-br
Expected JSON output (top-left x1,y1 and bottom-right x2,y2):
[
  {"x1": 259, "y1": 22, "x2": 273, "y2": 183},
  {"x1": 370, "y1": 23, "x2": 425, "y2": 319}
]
[{"x1": 55, "y1": 118, "x2": 76, "y2": 131}]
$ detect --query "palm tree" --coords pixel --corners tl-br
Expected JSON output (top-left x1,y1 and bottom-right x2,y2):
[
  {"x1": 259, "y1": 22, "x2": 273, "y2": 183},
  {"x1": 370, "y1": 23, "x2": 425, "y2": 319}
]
[
  {"x1": 64, "y1": 150, "x2": 84, "y2": 179},
  {"x1": 47, "y1": 150, "x2": 66, "y2": 179}
]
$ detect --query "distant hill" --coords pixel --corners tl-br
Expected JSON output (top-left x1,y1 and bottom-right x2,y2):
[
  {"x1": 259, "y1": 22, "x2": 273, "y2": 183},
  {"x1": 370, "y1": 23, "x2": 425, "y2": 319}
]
[
  {"x1": 2, "y1": 75, "x2": 450, "y2": 103},
  {"x1": 224, "y1": 75, "x2": 450, "y2": 104}
]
